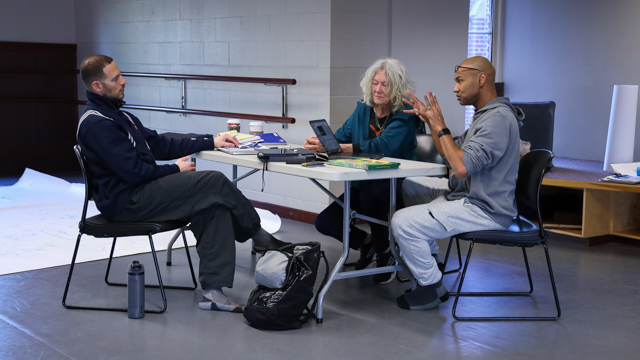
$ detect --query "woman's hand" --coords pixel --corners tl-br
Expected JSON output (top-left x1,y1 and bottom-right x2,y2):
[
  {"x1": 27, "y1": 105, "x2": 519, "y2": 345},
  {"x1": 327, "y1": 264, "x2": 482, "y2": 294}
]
[{"x1": 304, "y1": 135, "x2": 325, "y2": 152}]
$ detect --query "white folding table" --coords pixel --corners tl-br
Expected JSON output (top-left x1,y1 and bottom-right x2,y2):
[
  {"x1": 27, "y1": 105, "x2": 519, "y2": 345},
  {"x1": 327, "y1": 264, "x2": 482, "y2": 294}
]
[{"x1": 194, "y1": 147, "x2": 447, "y2": 322}]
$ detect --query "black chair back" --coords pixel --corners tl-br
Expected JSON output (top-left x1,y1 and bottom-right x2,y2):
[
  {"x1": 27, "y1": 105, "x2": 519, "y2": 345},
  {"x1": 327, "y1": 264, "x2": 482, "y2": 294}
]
[
  {"x1": 73, "y1": 145, "x2": 93, "y2": 229},
  {"x1": 515, "y1": 149, "x2": 554, "y2": 229},
  {"x1": 415, "y1": 133, "x2": 444, "y2": 164},
  {"x1": 513, "y1": 101, "x2": 555, "y2": 153}
]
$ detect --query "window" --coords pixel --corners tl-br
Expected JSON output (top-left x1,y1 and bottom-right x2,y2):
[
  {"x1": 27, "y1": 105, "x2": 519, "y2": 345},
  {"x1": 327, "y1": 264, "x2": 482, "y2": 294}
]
[{"x1": 466, "y1": 0, "x2": 494, "y2": 127}]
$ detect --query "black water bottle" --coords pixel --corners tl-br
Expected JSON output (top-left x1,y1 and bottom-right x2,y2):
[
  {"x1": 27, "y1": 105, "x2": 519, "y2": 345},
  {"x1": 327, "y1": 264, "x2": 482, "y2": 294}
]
[{"x1": 127, "y1": 260, "x2": 145, "y2": 319}]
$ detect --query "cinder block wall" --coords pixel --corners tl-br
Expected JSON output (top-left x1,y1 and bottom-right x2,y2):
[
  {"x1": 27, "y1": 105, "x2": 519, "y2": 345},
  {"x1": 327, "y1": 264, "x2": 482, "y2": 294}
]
[
  {"x1": 75, "y1": 0, "x2": 335, "y2": 213},
  {"x1": 329, "y1": 0, "x2": 390, "y2": 131}
]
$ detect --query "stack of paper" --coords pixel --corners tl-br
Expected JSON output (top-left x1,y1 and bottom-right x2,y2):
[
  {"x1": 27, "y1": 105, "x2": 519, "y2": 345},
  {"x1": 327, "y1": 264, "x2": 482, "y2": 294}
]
[
  {"x1": 610, "y1": 162, "x2": 640, "y2": 176},
  {"x1": 217, "y1": 130, "x2": 263, "y2": 144},
  {"x1": 600, "y1": 175, "x2": 640, "y2": 185},
  {"x1": 217, "y1": 146, "x2": 258, "y2": 155}
]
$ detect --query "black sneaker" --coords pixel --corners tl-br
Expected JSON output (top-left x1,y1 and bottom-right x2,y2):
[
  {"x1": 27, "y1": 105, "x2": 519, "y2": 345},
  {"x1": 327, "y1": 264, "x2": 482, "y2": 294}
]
[
  {"x1": 251, "y1": 238, "x2": 290, "y2": 255},
  {"x1": 396, "y1": 279, "x2": 449, "y2": 310},
  {"x1": 354, "y1": 242, "x2": 375, "y2": 270},
  {"x1": 373, "y1": 251, "x2": 397, "y2": 284}
]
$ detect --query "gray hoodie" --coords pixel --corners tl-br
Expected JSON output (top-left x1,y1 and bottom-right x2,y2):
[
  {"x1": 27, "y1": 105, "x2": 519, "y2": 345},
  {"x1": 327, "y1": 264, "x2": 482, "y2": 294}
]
[{"x1": 446, "y1": 97, "x2": 524, "y2": 228}]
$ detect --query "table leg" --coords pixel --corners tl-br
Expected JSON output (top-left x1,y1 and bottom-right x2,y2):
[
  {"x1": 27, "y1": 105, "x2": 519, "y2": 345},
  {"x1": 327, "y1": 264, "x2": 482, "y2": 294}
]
[
  {"x1": 316, "y1": 180, "x2": 352, "y2": 323},
  {"x1": 387, "y1": 178, "x2": 417, "y2": 291},
  {"x1": 229, "y1": 164, "x2": 260, "y2": 255},
  {"x1": 232, "y1": 165, "x2": 238, "y2": 186}
]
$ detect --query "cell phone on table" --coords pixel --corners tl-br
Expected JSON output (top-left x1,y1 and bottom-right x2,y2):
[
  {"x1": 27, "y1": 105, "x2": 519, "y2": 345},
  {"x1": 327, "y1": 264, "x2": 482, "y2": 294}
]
[{"x1": 301, "y1": 161, "x2": 325, "y2": 167}]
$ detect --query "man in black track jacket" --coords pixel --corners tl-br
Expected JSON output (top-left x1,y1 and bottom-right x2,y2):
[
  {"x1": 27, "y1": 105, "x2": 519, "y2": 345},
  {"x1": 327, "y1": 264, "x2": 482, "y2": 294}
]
[{"x1": 77, "y1": 54, "x2": 286, "y2": 313}]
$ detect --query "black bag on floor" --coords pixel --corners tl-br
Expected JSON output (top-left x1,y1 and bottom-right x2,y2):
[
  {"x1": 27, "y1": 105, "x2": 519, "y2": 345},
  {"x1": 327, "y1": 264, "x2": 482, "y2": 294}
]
[{"x1": 243, "y1": 242, "x2": 329, "y2": 330}]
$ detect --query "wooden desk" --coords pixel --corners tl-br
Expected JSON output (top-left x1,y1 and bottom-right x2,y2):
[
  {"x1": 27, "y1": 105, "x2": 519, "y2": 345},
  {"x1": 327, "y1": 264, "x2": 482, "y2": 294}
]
[{"x1": 541, "y1": 157, "x2": 640, "y2": 240}]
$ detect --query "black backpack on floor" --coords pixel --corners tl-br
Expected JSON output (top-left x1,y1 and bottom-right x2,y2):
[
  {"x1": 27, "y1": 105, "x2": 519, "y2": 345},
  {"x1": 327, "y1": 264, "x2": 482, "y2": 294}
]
[{"x1": 243, "y1": 242, "x2": 328, "y2": 330}]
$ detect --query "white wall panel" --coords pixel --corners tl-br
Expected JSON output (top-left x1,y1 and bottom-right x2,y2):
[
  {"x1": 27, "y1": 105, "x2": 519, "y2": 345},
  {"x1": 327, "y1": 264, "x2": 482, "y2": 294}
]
[
  {"x1": 391, "y1": 0, "x2": 468, "y2": 137},
  {"x1": 0, "y1": 0, "x2": 75, "y2": 43},
  {"x1": 503, "y1": 0, "x2": 640, "y2": 161}
]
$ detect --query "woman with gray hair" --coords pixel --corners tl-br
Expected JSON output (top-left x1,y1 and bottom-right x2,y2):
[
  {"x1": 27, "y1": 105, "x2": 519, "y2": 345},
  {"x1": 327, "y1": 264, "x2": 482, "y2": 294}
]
[{"x1": 305, "y1": 58, "x2": 418, "y2": 284}]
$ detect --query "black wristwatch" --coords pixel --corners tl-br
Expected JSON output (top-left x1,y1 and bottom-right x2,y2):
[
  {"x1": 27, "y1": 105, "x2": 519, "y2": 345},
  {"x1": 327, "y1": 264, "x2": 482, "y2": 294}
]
[{"x1": 437, "y1": 128, "x2": 451, "y2": 138}]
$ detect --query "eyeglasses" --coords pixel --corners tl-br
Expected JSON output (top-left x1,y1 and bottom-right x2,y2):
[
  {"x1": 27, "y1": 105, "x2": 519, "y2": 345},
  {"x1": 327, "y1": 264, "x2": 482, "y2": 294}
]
[{"x1": 455, "y1": 65, "x2": 483, "y2": 73}]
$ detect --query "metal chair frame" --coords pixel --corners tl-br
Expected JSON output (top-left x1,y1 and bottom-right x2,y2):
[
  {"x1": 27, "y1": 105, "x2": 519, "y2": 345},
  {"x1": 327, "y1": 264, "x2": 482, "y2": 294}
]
[
  {"x1": 444, "y1": 149, "x2": 561, "y2": 321},
  {"x1": 62, "y1": 145, "x2": 197, "y2": 314}
]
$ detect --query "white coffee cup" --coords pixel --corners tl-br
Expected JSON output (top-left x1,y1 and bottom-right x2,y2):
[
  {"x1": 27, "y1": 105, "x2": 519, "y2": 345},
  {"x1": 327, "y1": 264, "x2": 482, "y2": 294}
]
[
  {"x1": 227, "y1": 119, "x2": 241, "y2": 132},
  {"x1": 249, "y1": 121, "x2": 265, "y2": 134}
]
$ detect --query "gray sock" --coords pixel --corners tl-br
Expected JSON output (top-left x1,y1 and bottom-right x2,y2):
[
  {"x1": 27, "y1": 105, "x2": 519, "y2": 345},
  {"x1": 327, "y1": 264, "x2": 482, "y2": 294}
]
[{"x1": 199, "y1": 288, "x2": 244, "y2": 313}]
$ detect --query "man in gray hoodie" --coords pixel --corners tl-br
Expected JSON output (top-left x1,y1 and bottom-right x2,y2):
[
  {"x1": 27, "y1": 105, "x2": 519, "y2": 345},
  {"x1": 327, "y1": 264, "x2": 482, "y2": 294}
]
[{"x1": 391, "y1": 56, "x2": 523, "y2": 310}]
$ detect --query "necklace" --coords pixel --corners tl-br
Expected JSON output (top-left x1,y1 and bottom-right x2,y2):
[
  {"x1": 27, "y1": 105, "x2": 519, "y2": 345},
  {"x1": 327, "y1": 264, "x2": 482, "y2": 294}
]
[{"x1": 374, "y1": 111, "x2": 390, "y2": 129}]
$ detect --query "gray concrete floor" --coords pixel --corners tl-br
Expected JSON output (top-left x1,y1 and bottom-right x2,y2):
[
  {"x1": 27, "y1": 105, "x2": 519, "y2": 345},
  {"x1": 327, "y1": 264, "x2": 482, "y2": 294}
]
[{"x1": 1, "y1": 218, "x2": 639, "y2": 360}]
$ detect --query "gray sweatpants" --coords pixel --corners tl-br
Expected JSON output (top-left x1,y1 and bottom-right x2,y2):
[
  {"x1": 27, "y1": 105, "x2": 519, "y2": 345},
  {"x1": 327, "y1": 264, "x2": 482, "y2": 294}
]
[
  {"x1": 391, "y1": 177, "x2": 504, "y2": 286},
  {"x1": 113, "y1": 171, "x2": 261, "y2": 290}
]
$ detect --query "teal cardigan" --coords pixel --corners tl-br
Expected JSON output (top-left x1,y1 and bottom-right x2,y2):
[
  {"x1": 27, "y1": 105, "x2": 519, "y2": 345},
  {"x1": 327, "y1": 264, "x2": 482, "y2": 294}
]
[{"x1": 334, "y1": 101, "x2": 418, "y2": 160}]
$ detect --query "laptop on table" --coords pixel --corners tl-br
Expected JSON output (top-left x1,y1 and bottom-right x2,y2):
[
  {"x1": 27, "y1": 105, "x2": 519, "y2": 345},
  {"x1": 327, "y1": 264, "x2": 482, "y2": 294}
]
[{"x1": 309, "y1": 119, "x2": 384, "y2": 160}]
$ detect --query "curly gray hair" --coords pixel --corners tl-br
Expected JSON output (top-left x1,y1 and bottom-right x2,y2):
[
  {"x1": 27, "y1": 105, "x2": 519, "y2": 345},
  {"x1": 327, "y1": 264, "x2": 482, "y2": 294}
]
[{"x1": 360, "y1": 58, "x2": 414, "y2": 113}]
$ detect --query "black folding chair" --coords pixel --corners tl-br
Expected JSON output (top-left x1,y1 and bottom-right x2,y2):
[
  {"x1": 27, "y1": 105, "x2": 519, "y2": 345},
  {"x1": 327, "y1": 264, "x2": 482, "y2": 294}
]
[
  {"x1": 446, "y1": 149, "x2": 561, "y2": 321},
  {"x1": 62, "y1": 145, "x2": 197, "y2": 314}
]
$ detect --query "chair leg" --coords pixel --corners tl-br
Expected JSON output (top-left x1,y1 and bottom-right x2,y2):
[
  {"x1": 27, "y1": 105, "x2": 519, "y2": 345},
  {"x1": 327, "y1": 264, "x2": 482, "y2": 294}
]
[
  {"x1": 544, "y1": 243, "x2": 562, "y2": 320},
  {"x1": 442, "y1": 236, "x2": 462, "y2": 274},
  {"x1": 64, "y1": 230, "x2": 198, "y2": 313},
  {"x1": 62, "y1": 233, "x2": 162, "y2": 313},
  {"x1": 452, "y1": 240, "x2": 561, "y2": 321},
  {"x1": 147, "y1": 234, "x2": 167, "y2": 313},
  {"x1": 451, "y1": 240, "x2": 474, "y2": 320},
  {"x1": 105, "y1": 231, "x2": 197, "y2": 291},
  {"x1": 105, "y1": 237, "x2": 118, "y2": 285},
  {"x1": 395, "y1": 245, "x2": 411, "y2": 282},
  {"x1": 166, "y1": 225, "x2": 193, "y2": 266},
  {"x1": 180, "y1": 228, "x2": 198, "y2": 290},
  {"x1": 522, "y1": 247, "x2": 534, "y2": 295},
  {"x1": 62, "y1": 233, "x2": 86, "y2": 309},
  {"x1": 165, "y1": 229, "x2": 182, "y2": 266}
]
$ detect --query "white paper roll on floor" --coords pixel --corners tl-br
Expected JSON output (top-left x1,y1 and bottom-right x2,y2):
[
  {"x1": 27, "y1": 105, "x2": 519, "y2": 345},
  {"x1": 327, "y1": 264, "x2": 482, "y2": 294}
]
[
  {"x1": 256, "y1": 208, "x2": 281, "y2": 234},
  {"x1": 604, "y1": 85, "x2": 639, "y2": 171}
]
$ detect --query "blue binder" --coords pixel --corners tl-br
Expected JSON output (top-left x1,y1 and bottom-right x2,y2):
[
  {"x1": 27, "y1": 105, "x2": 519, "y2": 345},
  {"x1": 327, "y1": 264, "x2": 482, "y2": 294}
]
[{"x1": 257, "y1": 132, "x2": 287, "y2": 145}]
